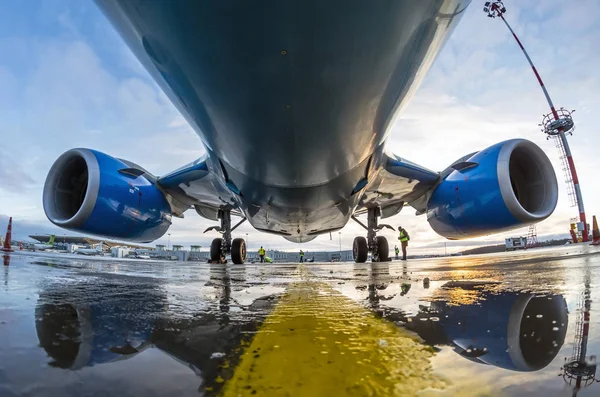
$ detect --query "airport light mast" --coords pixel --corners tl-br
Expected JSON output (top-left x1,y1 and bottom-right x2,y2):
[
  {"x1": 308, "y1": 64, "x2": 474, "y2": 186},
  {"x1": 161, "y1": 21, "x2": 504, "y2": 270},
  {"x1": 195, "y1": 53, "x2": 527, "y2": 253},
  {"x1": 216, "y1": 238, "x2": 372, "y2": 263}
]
[
  {"x1": 484, "y1": 1, "x2": 589, "y2": 243},
  {"x1": 560, "y1": 266, "x2": 598, "y2": 396}
]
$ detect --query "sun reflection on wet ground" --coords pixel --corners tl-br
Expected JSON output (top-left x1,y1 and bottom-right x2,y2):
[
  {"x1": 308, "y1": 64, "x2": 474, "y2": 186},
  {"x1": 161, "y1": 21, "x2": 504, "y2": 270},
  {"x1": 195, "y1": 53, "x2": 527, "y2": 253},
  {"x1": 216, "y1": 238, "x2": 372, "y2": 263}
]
[{"x1": 1, "y1": 245, "x2": 599, "y2": 396}]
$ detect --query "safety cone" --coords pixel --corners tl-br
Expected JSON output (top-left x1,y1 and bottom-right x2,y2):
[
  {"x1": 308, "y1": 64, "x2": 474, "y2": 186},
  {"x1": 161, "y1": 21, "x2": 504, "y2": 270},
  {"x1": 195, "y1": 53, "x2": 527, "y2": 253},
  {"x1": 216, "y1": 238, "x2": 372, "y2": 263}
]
[
  {"x1": 1, "y1": 217, "x2": 14, "y2": 252},
  {"x1": 591, "y1": 216, "x2": 600, "y2": 246}
]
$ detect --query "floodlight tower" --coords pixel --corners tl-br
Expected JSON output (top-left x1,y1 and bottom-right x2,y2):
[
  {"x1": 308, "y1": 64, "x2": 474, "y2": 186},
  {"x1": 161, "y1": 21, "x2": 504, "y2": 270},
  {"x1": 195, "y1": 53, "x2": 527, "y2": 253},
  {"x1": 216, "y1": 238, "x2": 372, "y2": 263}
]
[
  {"x1": 561, "y1": 266, "x2": 598, "y2": 396},
  {"x1": 484, "y1": 1, "x2": 589, "y2": 242}
]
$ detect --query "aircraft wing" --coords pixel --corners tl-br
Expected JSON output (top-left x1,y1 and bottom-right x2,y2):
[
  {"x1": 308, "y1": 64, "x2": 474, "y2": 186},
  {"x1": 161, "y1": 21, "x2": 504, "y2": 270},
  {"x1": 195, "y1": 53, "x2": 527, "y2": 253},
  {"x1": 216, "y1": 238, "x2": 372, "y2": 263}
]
[
  {"x1": 356, "y1": 151, "x2": 440, "y2": 218},
  {"x1": 156, "y1": 154, "x2": 239, "y2": 221},
  {"x1": 157, "y1": 151, "x2": 442, "y2": 222}
]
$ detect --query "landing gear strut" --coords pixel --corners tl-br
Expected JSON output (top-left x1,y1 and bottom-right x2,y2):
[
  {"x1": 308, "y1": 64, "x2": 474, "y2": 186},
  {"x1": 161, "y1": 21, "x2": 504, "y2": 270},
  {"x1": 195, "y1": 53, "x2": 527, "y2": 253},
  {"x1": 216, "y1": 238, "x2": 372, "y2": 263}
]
[
  {"x1": 205, "y1": 210, "x2": 247, "y2": 264},
  {"x1": 351, "y1": 208, "x2": 394, "y2": 263}
]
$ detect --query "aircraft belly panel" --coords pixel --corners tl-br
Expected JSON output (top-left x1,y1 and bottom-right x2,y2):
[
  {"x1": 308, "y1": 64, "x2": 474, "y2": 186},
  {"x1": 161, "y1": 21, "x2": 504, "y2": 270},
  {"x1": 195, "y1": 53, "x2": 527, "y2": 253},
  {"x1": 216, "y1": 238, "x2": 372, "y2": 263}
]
[
  {"x1": 248, "y1": 202, "x2": 350, "y2": 243},
  {"x1": 97, "y1": 0, "x2": 468, "y2": 187}
]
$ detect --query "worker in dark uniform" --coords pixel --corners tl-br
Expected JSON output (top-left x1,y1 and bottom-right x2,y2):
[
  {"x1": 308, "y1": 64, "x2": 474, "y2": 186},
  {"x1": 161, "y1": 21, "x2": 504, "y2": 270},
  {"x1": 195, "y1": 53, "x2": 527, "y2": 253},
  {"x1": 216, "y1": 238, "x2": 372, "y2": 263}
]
[
  {"x1": 258, "y1": 246, "x2": 266, "y2": 263},
  {"x1": 398, "y1": 226, "x2": 410, "y2": 260},
  {"x1": 299, "y1": 249, "x2": 304, "y2": 263}
]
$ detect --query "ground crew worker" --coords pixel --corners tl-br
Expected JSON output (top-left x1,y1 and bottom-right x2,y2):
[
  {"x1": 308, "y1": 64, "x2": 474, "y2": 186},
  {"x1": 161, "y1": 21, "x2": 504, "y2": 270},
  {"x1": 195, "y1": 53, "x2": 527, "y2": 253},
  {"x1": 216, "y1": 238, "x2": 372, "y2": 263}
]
[
  {"x1": 398, "y1": 226, "x2": 410, "y2": 260},
  {"x1": 400, "y1": 282, "x2": 411, "y2": 296},
  {"x1": 299, "y1": 249, "x2": 304, "y2": 263},
  {"x1": 258, "y1": 246, "x2": 266, "y2": 263},
  {"x1": 394, "y1": 245, "x2": 400, "y2": 259}
]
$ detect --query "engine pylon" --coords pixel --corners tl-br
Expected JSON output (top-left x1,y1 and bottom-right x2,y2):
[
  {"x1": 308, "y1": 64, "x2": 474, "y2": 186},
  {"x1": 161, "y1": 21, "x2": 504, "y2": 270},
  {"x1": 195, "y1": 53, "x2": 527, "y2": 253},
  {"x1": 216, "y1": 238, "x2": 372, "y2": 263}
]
[
  {"x1": 1, "y1": 217, "x2": 14, "y2": 252},
  {"x1": 591, "y1": 216, "x2": 600, "y2": 246}
]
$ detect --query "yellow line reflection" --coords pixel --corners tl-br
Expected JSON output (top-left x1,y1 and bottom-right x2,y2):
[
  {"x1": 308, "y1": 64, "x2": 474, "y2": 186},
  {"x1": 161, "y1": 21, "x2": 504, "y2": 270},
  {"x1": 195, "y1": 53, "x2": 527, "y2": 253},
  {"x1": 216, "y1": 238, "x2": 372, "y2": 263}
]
[{"x1": 221, "y1": 266, "x2": 445, "y2": 396}]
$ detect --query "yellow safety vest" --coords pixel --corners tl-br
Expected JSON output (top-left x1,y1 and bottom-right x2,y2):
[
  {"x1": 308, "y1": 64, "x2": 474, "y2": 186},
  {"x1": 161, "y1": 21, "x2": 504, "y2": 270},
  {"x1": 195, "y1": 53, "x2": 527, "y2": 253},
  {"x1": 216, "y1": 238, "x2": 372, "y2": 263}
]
[
  {"x1": 300, "y1": 251, "x2": 304, "y2": 256},
  {"x1": 399, "y1": 231, "x2": 408, "y2": 242},
  {"x1": 259, "y1": 248, "x2": 265, "y2": 255}
]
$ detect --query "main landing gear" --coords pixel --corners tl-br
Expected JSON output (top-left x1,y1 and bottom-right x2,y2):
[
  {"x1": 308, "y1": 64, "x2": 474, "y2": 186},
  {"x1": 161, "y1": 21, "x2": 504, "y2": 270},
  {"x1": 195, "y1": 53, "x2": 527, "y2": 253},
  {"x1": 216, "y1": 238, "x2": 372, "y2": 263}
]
[
  {"x1": 204, "y1": 210, "x2": 247, "y2": 264},
  {"x1": 351, "y1": 208, "x2": 394, "y2": 263}
]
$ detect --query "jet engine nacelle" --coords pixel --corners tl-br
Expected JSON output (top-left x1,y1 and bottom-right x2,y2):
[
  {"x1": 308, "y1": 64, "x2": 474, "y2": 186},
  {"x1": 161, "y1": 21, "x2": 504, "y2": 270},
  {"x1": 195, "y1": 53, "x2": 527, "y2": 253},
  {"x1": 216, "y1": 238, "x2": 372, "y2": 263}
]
[
  {"x1": 427, "y1": 139, "x2": 558, "y2": 239},
  {"x1": 433, "y1": 291, "x2": 568, "y2": 372},
  {"x1": 35, "y1": 276, "x2": 166, "y2": 369},
  {"x1": 43, "y1": 148, "x2": 172, "y2": 243}
]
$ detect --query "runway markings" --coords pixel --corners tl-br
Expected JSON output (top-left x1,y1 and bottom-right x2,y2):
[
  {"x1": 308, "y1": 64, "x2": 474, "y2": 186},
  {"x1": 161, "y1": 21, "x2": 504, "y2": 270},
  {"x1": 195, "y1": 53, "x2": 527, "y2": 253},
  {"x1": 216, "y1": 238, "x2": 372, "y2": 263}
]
[{"x1": 220, "y1": 265, "x2": 444, "y2": 396}]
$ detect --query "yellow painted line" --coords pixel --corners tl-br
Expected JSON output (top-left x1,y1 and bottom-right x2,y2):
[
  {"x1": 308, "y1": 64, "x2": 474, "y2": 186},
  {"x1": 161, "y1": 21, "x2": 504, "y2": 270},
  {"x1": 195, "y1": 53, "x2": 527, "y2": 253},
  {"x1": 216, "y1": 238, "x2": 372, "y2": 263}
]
[{"x1": 220, "y1": 266, "x2": 445, "y2": 396}]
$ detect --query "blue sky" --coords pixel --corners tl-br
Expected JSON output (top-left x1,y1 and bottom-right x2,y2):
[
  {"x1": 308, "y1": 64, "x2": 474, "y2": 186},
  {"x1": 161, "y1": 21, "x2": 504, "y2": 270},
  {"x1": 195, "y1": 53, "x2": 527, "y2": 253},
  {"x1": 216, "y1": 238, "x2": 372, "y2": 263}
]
[{"x1": 1, "y1": 0, "x2": 599, "y2": 254}]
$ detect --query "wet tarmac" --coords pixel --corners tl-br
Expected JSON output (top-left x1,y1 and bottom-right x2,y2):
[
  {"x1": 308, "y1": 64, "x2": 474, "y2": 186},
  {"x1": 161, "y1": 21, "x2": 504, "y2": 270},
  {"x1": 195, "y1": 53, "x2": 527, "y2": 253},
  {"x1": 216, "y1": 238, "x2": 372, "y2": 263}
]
[{"x1": 1, "y1": 245, "x2": 600, "y2": 396}]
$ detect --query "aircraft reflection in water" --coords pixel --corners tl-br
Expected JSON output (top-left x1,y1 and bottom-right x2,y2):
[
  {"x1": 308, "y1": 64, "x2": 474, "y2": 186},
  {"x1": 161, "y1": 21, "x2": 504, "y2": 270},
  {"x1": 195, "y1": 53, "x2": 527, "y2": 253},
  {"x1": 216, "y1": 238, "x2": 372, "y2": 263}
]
[
  {"x1": 34, "y1": 264, "x2": 275, "y2": 394},
  {"x1": 356, "y1": 264, "x2": 569, "y2": 372},
  {"x1": 426, "y1": 284, "x2": 568, "y2": 371},
  {"x1": 35, "y1": 273, "x2": 167, "y2": 370},
  {"x1": 35, "y1": 261, "x2": 570, "y2": 393}
]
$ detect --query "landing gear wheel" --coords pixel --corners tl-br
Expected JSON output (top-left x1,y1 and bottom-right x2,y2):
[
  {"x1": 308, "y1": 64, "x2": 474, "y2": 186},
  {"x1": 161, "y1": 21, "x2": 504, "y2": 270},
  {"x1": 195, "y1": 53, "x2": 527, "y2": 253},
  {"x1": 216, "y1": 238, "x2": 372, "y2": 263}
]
[
  {"x1": 375, "y1": 236, "x2": 389, "y2": 262},
  {"x1": 231, "y1": 238, "x2": 246, "y2": 264},
  {"x1": 210, "y1": 238, "x2": 224, "y2": 263},
  {"x1": 353, "y1": 236, "x2": 368, "y2": 263}
]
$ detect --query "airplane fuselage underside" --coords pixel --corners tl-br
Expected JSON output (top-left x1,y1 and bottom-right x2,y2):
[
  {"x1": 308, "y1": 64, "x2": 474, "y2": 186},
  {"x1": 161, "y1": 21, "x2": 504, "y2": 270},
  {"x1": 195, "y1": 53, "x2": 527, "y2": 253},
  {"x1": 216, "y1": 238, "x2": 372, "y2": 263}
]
[{"x1": 95, "y1": 0, "x2": 469, "y2": 242}]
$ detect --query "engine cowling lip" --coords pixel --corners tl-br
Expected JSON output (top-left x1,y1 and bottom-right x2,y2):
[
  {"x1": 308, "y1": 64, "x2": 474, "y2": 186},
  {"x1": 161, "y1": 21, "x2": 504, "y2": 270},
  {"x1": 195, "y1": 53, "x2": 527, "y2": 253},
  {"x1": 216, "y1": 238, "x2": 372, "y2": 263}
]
[
  {"x1": 43, "y1": 148, "x2": 100, "y2": 228},
  {"x1": 506, "y1": 294, "x2": 534, "y2": 371},
  {"x1": 497, "y1": 139, "x2": 558, "y2": 223}
]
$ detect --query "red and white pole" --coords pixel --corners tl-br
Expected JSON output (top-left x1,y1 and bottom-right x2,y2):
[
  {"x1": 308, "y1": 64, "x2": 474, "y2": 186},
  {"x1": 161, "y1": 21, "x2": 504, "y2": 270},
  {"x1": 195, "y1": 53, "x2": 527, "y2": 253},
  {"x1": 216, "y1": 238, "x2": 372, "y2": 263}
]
[
  {"x1": 577, "y1": 293, "x2": 592, "y2": 389},
  {"x1": 559, "y1": 133, "x2": 588, "y2": 242},
  {"x1": 497, "y1": 13, "x2": 559, "y2": 118},
  {"x1": 485, "y1": 1, "x2": 589, "y2": 242},
  {"x1": 2, "y1": 217, "x2": 14, "y2": 252}
]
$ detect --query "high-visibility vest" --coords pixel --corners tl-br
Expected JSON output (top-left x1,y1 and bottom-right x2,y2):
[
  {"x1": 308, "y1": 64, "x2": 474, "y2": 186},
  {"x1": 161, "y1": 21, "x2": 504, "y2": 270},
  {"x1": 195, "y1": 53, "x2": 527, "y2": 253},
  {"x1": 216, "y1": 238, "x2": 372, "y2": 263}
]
[
  {"x1": 399, "y1": 230, "x2": 409, "y2": 242},
  {"x1": 300, "y1": 251, "x2": 304, "y2": 256},
  {"x1": 259, "y1": 248, "x2": 265, "y2": 255}
]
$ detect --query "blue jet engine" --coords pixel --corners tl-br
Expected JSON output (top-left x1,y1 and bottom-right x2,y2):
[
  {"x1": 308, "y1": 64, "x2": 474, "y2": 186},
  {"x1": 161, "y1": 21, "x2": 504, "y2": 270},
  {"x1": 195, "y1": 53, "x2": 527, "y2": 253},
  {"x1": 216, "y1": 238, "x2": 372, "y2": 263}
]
[
  {"x1": 43, "y1": 148, "x2": 172, "y2": 243},
  {"x1": 427, "y1": 139, "x2": 558, "y2": 239},
  {"x1": 432, "y1": 288, "x2": 568, "y2": 372}
]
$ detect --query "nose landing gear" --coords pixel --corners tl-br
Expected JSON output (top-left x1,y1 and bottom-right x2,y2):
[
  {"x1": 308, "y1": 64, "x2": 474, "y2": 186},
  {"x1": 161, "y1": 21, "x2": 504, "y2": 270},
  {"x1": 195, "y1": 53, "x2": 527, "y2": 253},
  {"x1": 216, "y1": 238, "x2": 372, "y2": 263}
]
[
  {"x1": 205, "y1": 210, "x2": 247, "y2": 264},
  {"x1": 351, "y1": 208, "x2": 394, "y2": 263}
]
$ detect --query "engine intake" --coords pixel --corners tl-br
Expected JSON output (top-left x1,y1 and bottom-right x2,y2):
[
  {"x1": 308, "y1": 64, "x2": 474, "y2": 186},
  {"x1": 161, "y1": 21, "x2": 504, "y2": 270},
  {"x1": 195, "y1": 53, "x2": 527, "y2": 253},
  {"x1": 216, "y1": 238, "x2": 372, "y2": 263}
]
[
  {"x1": 427, "y1": 139, "x2": 558, "y2": 239},
  {"x1": 432, "y1": 288, "x2": 568, "y2": 372},
  {"x1": 44, "y1": 148, "x2": 172, "y2": 243}
]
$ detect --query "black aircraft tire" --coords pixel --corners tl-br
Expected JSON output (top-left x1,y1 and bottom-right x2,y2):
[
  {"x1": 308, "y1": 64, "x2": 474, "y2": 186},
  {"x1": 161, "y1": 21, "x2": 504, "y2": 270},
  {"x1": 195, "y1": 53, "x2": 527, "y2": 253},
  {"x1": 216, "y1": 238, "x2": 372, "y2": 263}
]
[
  {"x1": 353, "y1": 236, "x2": 368, "y2": 263},
  {"x1": 231, "y1": 238, "x2": 246, "y2": 265},
  {"x1": 375, "y1": 236, "x2": 389, "y2": 262},
  {"x1": 210, "y1": 238, "x2": 224, "y2": 262}
]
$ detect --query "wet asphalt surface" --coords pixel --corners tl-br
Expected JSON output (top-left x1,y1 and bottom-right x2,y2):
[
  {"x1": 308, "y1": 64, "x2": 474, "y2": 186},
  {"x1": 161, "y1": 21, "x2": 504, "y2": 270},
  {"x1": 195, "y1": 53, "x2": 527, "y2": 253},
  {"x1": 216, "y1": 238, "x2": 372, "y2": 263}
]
[{"x1": 1, "y1": 245, "x2": 600, "y2": 396}]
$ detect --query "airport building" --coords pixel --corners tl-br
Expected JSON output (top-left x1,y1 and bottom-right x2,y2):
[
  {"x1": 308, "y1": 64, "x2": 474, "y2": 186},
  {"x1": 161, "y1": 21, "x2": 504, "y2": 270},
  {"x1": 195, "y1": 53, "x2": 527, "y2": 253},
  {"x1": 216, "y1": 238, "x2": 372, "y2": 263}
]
[
  {"x1": 27, "y1": 234, "x2": 358, "y2": 262},
  {"x1": 29, "y1": 235, "x2": 149, "y2": 250},
  {"x1": 186, "y1": 248, "x2": 355, "y2": 263}
]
